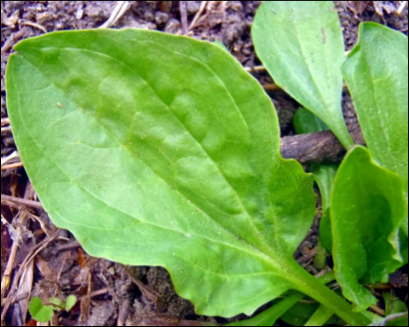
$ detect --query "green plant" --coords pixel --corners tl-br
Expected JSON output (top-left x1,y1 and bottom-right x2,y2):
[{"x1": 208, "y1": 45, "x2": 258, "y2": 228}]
[
  {"x1": 5, "y1": 1, "x2": 407, "y2": 326},
  {"x1": 29, "y1": 295, "x2": 77, "y2": 323}
]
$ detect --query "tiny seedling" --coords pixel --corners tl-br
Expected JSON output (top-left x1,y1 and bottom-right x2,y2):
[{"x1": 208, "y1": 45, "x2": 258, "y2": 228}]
[
  {"x1": 6, "y1": 1, "x2": 407, "y2": 326},
  {"x1": 28, "y1": 295, "x2": 77, "y2": 323}
]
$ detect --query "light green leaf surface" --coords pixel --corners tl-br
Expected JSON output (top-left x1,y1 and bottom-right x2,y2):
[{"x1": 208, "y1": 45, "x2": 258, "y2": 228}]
[
  {"x1": 342, "y1": 22, "x2": 408, "y2": 236},
  {"x1": 6, "y1": 29, "x2": 317, "y2": 317},
  {"x1": 331, "y1": 146, "x2": 406, "y2": 311},
  {"x1": 65, "y1": 295, "x2": 77, "y2": 312},
  {"x1": 252, "y1": 1, "x2": 353, "y2": 148},
  {"x1": 29, "y1": 297, "x2": 54, "y2": 323}
]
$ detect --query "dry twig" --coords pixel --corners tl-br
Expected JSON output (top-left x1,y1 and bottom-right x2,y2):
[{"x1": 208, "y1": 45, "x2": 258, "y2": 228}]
[
  {"x1": 189, "y1": 1, "x2": 208, "y2": 30},
  {"x1": 280, "y1": 122, "x2": 365, "y2": 164},
  {"x1": 179, "y1": 1, "x2": 188, "y2": 35},
  {"x1": 397, "y1": 1, "x2": 408, "y2": 15},
  {"x1": 1, "y1": 194, "x2": 44, "y2": 210}
]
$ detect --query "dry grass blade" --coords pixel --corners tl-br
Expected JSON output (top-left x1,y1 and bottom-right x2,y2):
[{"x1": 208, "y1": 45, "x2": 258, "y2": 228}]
[{"x1": 99, "y1": 1, "x2": 131, "y2": 28}]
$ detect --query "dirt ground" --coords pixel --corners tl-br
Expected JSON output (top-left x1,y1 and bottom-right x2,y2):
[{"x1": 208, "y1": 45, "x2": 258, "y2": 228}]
[{"x1": 1, "y1": 1, "x2": 408, "y2": 326}]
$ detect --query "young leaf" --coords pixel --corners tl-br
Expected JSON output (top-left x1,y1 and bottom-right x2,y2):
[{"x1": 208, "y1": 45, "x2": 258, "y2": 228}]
[
  {"x1": 342, "y1": 22, "x2": 408, "y2": 236},
  {"x1": 29, "y1": 297, "x2": 54, "y2": 323},
  {"x1": 331, "y1": 146, "x2": 406, "y2": 311},
  {"x1": 293, "y1": 108, "x2": 336, "y2": 253},
  {"x1": 313, "y1": 165, "x2": 337, "y2": 253},
  {"x1": 6, "y1": 29, "x2": 317, "y2": 317},
  {"x1": 252, "y1": 1, "x2": 354, "y2": 148},
  {"x1": 65, "y1": 295, "x2": 77, "y2": 312}
]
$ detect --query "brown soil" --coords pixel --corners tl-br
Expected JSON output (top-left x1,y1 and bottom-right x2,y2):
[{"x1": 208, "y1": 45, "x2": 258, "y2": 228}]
[{"x1": 1, "y1": 1, "x2": 408, "y2": 326}]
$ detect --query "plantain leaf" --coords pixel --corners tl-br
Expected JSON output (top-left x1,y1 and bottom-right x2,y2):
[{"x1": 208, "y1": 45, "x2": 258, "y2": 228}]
[
  {"x1": 331, "y1": 146, "x2": 406, "y2": 311},
  {"x1": 252, "y1": 1, "x2": 353, "y2": 148},
  {"x1": 342, "y1": 22, "x2": 408, "y2": 237},
  {"x1": 6, "y1": 29, "x2": 317, "y2": 317}
]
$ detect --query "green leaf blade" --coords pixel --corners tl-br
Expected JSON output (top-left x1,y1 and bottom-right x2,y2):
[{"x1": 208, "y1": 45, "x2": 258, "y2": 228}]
[
  {"x1": 6, "y1": 29, "x2": 316, "y2": 317},
  {"x1": 65, "y1": 295, "x2": 77, "y2": 312},
  {"x1": 331, "y1": 146, "x2": 406, "y2": 311},
  {"x1": 29, "y1": 297, "x2": 54, "y2": 323},
  {"x1": 252, "y1": 1, "x2": 353, "y2": 148},
  {"x1": 342, "y1": 22, "x2": 408, "y2": 236}
]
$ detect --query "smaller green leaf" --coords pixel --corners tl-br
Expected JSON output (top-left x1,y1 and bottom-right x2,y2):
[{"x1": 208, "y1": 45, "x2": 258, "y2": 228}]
[
  {"x1": 313, "y1": 164, "x2": 338, "y2": 253},
  {"x1": 253, "y1": 1, "x2": 353, "y2": 148},
  {"x1": 65, "y1": 295, "x2": 77, "y2": 312},
  {"x1": 293, "y1": 108, "x2": 336, "y2": 254},
  {"x1": 342, "y1": 22, "x2": 408, "y2": 237},
  {"x1": 29, "y1": 297, "x2": 54, "y2": 323},
  {"x1": 331, "y1": 146, "x2": 406, "y2": 311}
]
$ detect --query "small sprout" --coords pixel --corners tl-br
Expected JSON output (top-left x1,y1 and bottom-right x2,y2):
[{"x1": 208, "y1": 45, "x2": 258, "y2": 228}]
[
  {"x1": 29, "y1": 297, "x2": 54, "y2": 323},
  {"x1": 65, "y1": 295, "x2": 77, "y2": 312},
  {"x1": 29, "y1": 295, "x2": 77, "y2": 323}
]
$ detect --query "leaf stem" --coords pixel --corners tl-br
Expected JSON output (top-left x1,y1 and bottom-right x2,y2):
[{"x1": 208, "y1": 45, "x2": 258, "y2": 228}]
[{"x1": 287, "y1": 260, "x2": 372, "y2": 326}]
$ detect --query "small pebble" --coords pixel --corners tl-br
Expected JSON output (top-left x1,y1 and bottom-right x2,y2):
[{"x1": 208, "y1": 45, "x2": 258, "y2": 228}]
[
  {"x1": 155, "y1": 11, "x2": 169, "y2": 26},
  {"x1": 186, "y1": 1, "x2": 200, "y2": 14},
  {"x1": 165, "y1": 18, "x2": 181, "y2": 34}
]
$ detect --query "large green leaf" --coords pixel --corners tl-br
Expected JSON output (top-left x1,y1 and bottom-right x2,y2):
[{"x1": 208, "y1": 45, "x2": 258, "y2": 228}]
[
  {"x1": 6, "y1": 29, "x2": 317, "y2": 317},
  {"x1": 331, "y1": 146, "x2": 406, "y2": 311},
  {"x1": 252, "y1": 1, "x2": 353, "y2": 148},
  {"x1": 342, "y1": 22, "x2": 408, "y2": 236}
]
